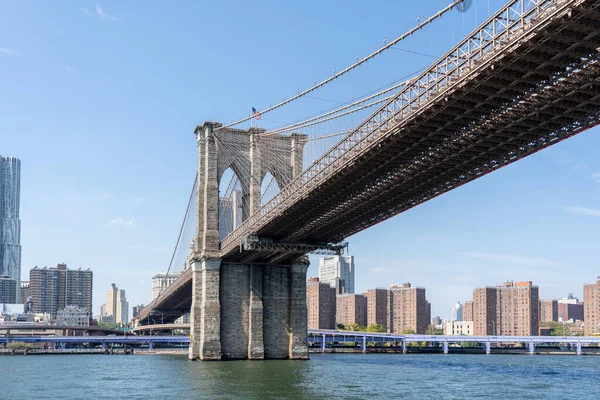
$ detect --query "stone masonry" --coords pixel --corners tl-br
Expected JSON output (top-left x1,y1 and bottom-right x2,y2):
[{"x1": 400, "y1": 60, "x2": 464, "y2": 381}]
[{"x1": 189, "y1": 122, "x2": 309, "y2": 360}]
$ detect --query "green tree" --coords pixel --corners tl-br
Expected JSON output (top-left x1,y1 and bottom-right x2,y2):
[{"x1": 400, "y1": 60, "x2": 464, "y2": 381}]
[
  {"x1": 425, "y1": 324, "x2": 443, "y2": 335},
  {"x1": 402, "y1": 328, "x2": 416, "y2": 335},
  {"x1": 365, "y1": 323, "x2": 385, "y2": 333},
  {"x1": 336, "y1": 323, "x2": 345, "y2": 330},
  {"x1": 346, "y1": 323, "x2": 361, "y2": 332},
  {"x1": 7, "y1": 342, "x2": 36, "y2": 350}
]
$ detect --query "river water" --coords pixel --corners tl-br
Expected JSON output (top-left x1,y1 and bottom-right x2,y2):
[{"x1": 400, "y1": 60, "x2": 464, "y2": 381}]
[{"x1": 1, "y1": 353, "x2": 598, "y2": 399}]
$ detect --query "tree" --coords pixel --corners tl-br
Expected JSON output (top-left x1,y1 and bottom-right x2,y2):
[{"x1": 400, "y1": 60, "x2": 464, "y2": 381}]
[
  {"x1": 337, "y1": 323, "x2": 345, "y2": 330},
  {"x1": 7, "y1": 342, "x2": 36, "y2": 350},
  {"x1": 402, "y1": 328, "x2": 416, "y2": 335},
  {"x1": 365, "y1": 323, "x2": 385, "y2": 333},
  {"x1": 346, "y1": 323, "x2": 362, "y2": 332},
  {"x1": 426, "y1": 324, "x2": 443, "y2": 335}
]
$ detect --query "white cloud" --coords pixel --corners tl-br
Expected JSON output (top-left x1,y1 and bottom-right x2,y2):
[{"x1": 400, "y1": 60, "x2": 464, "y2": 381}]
[
  {"x1": 108, "y1": 218, "x2": 136, "y2": 228},
  {"x1": 58, "y1": 63, "x2": 79, "y2": 74},
  {"x1": 461, "y1": 252, "x2": 555, "y2": 267},
  {"x1": 0, "y1": 48, "x2": 20, "y2": 57},
  {"x1": 95, "y1": 4, "x2": 120, "y2": 21},
  {"x1": 566, "y1": 206, "x2": 600, "y2": 218},
  {"x1": 79, "y1": 7, "x2": 94, "y2": 16}
]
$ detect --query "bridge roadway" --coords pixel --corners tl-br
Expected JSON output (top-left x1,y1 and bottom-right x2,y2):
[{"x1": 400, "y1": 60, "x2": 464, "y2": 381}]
[{"x1": 140, "y1": 0, "x2": 600, "y2": 324}]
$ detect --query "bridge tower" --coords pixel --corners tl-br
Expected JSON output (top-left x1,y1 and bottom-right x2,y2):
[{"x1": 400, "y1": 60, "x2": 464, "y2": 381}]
[{"x1": 189, "y1": 121, "x2": 309, "y2": 360}]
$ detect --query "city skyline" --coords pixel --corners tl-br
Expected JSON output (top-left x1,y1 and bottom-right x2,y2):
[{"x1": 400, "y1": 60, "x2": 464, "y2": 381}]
[{"x1": 1, "y1": 1, "x2": 599, "y2": 319}]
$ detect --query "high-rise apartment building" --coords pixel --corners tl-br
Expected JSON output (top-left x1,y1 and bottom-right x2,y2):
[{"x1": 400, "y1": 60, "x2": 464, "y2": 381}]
[
  {"x1": 29, "y1": 264, "x2": 93, "y2": 315},
  {"x1": 387, "y1": 283, "x2": 429, "y2": 334},
  {"x1": 336, "y1": 293, "x2": 367, "y2": 327},
  {"x1": 496, "y1": 281, "x2": 539, "y2": 336},
  {"x1": 0, "y1": 156, "x2": 21, "y2": 303},
  {"x1": 0, "y1": 275, "x2": 17, "y2": 303},
  {"x1": 432, "y1": 316, "x2": 442, "y2": 326},
  {"x1": 473, "y1": 281, "x2": 539, "y2": 336},
  {"x1": 306, "y1": 278, "x2": 336, "y2": 330},
  {"x1": 463, "y1": 301, "x2": 473, "y2": 322},
  {"x1": 473, "y1": 287, "x2": 497, "y2": 335},
  {"x1": 152, "y1": 272, "x2": 181, "y2": 300},
  {"x1": 101, "y1": 283, "x2": 129, "y2": 324},
  {"x1": 366, "y1": 288, "x2": 388, "y2": 331},
  {"x1": 318, "y1": 255, "x2": 355, "y2": 294},
  {"x1": 584, "y1": 277, "x2": 600, "y2": 336},
  {"x1": 539, "y1": 299, "x2": 558, "y2": 322}
]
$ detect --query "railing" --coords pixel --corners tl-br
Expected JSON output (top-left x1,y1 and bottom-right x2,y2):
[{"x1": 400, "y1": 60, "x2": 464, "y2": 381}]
[{"x1": 221, "y1": 0, "x2": 579, "y2": 254}]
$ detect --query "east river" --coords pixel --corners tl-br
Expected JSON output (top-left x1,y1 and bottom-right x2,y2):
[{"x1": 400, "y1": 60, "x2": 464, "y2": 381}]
[{"x1": 1, "y1": 353, "x2": 599, "y2": 399}]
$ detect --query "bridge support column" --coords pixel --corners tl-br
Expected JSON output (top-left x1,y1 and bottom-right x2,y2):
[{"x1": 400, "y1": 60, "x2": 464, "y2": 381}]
[
  {"x1": 321, "y1": 333, "x2": 326, "y2": 353},
  {"x1": 402, "y1": 340, "x2": 407, "y2": 354},
  {"x1": 485, "y1": 342, "x2": 491, "y2": 355},
  {"x1": 443, "y1": 341, "x2": 449, "y2": 354},
  {"x1": 248, "y1": 265, "x2": 264, "y2": 359},
  {"x1": 528, "y1": 341, "x2": 535, "y2": 355},
  {"x1": 288, "y1": 261, "x2": 309, "y2": 359},
  {"x1": 189, "y1": 259, "x2": 222, "y2": 361},
  {"x1": 362, "y1": 335, "x2": 367, "y2": 353},
  {"x1": 576, "y1": 342, "x2": 582, "y2": 355}
]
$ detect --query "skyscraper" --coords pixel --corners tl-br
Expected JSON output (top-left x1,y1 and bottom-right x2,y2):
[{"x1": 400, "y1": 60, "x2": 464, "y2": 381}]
[
  {"x1": 101, "y1": 283, "x2": 129, "y2": 324},
  {"x1": 318, "y1": 255, "x2": 355, "y2": 294},
  {"x1": 306, "y1": 278, "x2": 336, "y2": 330},
  {"x1": 388, "y1": 282, "x2": 429, "y2": 334},
  {"x1": 0, "y1": 156, "x2": 21, "y2": 303}
]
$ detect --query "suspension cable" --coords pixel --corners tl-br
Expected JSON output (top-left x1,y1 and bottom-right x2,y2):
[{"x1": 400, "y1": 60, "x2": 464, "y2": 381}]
[{"x1": 215, "y1": 0, "x2": 466, "y2": 131}]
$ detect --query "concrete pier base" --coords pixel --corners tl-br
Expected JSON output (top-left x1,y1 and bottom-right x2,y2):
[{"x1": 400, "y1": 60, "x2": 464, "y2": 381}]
[{"x1": 189, "y1": 258, "x2": 309, "y2": 360}]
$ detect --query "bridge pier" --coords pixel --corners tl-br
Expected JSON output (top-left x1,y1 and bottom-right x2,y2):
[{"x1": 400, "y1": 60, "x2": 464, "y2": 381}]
[
  {"x1": 485, "y1": 341, "x2": 491, "y2": 355},
  {"x1": 188, "y1": 258, "x2": 309, "y2": 361}
]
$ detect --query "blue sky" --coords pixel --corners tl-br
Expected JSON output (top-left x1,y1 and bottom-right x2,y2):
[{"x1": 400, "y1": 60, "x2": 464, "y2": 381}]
[{"x1": 1, "y1": 1, "x2": 599, "y2": 320}]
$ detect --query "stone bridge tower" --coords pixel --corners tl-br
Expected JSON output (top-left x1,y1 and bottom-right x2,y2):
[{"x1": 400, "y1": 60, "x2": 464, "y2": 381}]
[{"x1": 189, "y1": 121, "x2": 309, "y2": 360}]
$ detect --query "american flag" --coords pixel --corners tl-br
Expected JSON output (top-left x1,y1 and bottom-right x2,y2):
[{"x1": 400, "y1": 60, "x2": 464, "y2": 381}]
[{"x1": 252, "y1": 107, "x2": 261, "y2": 120}]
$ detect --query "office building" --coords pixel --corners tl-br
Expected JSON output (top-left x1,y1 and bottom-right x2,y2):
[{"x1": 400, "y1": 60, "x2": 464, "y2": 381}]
[
  {"x1": 0, "y1": 156, "x2": 21, "y2": 303},
  {"x1": 539, "y1": 299, "x2": 558, "y2": 322},
  {"x1": 432, "y1": 316, "x2": 442, "y2": 327},
  {"x1": 218, "y1": 191, "x2": 242, "y2": 241},
  {"x1": 558, "y1": 293, "x2": 584, "y2": 322},
  {"x1": 463, "y1": 301, "x2": 473, "y2": 322},
  {"x1": 56, "y1": 305, "x2": 90, "y2": 327},
  {"x1": 306, "y1": 278, "x2": 336, "y2": 330},
  {"x1": 19, "y1": 281, "x2": 29, "y2": 304},
  {"x1": 152, "y1": 272, "x2": 181, "y2": 300},
  {"x1": 101, "y1": 283, "x2": 129, "y2": 324},
  {"x1": 473, "y1": 287, "x2": 497, "y2": 335},
  {"x1": 132, "y1": 304, "x2": 144, "y2": 318},
  {"x1": 0, "y1": 276, "x2": 17, "y2": 304},
  {"x1": 452, "y1": 301, "x2": 463, "y2": 321},
  {"x1": 366, "y1": 288, "x2": 389, "y2": 331},
  {"x1": 388, "y1": 283, "x2": 429, "y2": 334},
  {"x1": 584, "y1": 277, "x2": 600, "y2": 336},
  {"x1": 443, "y1": 320, "x2": 473, "y2": 336},
  {"x1": 318, "y1": 255, "x2": 355, "y2": 294},
  {"x1": 29, "y1": 264, "x2": 93, "y2": 315},
  {"x1": 336, "y1": 293, "x2": 367, "y2": 327}
]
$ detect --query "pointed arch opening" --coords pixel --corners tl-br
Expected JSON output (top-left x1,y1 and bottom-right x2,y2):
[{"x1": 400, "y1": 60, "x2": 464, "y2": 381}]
[
  {"x1": 261, "y1": 171, "x2": 281, "y2": 206},
  {"x1": 219, "y1": 167, "x2": 244, "y2": 241}
]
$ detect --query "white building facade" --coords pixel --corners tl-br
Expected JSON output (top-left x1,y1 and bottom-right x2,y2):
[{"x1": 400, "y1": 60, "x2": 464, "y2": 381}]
[
  {"x1": 101, "y1": 283, "x2": 128, "y2": 324},
  {"x1": 152, "y1": 272, "x2": 182, "y2": 301},
  {"x1": 443, "y1": 320, "x2": 474, "y2": 336},
  {"x1": 318, "y1": 255, "x2": 355, "y2": 294}
]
